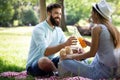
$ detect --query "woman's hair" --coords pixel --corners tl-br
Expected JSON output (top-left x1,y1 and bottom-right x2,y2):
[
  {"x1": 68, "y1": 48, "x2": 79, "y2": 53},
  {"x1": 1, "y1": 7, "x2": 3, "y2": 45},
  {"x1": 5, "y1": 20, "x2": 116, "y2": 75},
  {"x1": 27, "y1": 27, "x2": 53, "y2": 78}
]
[{"x1": 92, "y1": 7, "x2": 120, "y2": 48}]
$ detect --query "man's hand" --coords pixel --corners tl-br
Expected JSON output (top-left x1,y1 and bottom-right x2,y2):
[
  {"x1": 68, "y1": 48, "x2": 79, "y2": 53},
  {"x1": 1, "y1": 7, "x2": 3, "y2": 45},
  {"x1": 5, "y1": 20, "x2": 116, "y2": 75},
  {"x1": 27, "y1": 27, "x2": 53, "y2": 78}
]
[{"x1": 65, "y1": 36, "x2": 77, "y2": 46}]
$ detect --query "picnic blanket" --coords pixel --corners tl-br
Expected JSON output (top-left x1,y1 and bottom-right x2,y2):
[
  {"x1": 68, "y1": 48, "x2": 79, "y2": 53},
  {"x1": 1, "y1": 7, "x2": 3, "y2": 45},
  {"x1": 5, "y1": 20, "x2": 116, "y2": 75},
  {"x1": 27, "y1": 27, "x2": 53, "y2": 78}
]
[
  {"x1": 0, "y1": 71, "x2": 27, "y2": 79},
  {"x1": 0, "y1": 71, "x2": 91, "y2": 80}
]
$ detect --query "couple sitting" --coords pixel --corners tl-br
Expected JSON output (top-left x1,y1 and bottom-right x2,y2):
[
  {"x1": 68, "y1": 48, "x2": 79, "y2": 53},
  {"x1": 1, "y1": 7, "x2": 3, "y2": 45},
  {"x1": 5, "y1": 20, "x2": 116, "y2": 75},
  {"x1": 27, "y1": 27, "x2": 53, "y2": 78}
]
[{"x1": 26, "y1": 0, "x2": 120, "y2": 79}]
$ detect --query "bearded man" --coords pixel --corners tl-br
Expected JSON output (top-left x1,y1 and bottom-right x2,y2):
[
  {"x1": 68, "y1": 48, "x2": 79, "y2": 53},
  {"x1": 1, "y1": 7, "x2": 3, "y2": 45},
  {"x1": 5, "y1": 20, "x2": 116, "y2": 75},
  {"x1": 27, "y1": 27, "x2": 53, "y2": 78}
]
[{"x1": 26, "y1": 3, "x2": 77, "y2": 77}]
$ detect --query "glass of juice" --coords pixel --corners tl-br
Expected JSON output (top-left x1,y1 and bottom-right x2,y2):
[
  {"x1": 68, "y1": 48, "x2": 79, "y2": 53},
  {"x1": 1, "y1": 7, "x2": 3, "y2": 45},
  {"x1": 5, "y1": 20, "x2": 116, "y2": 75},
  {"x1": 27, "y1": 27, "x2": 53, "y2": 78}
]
[{"x1": 78, "y1": 37, "x2": 87, "y2": 48}]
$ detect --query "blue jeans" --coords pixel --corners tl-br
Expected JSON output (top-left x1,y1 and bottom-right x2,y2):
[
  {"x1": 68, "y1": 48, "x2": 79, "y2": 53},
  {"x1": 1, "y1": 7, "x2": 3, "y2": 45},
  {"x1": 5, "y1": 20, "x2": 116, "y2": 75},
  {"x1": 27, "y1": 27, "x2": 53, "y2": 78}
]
[
  {"x1": 27, "y1": 57, "x2": 59, "y2": 77},
  {"x1": 60, "y1": 57, "x2": 114, "y2": 79}
]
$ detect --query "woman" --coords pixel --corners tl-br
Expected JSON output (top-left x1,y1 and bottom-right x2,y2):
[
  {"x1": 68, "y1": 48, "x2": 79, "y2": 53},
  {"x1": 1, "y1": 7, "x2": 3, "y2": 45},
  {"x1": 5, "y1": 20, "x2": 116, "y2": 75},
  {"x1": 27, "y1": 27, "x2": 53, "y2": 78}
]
[{"x1": 59, "y1": 0, "x2": 120, "y2": 79}]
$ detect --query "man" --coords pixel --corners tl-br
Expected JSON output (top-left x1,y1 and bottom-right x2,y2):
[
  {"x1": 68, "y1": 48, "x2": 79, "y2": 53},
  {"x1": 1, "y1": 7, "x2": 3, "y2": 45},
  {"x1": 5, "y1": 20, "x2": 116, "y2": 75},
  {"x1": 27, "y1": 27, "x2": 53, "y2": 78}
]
[{"x1": 26, "y1": 3, "x2": 77, "y2": 77}]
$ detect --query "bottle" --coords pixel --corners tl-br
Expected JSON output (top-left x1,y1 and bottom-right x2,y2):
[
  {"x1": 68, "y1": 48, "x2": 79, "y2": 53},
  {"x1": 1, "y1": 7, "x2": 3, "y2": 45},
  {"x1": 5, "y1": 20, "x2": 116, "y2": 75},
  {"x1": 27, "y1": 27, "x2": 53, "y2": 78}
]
[
  {"x1": 73, "y1": 27, "x2": 87, "y2": 48},
  {"x1": 78, "y1": 37, "x2": 87, "y2": 48},
  {"x1": 70, "y1": 27, "x2": 79, "y2": 53}
]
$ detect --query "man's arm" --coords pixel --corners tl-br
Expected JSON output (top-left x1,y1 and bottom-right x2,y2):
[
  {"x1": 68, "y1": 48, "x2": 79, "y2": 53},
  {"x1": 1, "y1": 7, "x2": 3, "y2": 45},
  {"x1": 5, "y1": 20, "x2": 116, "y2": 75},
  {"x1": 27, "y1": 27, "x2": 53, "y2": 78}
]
[{"x1": 44, "y1": 36, "x2": 77, "y2": 56}]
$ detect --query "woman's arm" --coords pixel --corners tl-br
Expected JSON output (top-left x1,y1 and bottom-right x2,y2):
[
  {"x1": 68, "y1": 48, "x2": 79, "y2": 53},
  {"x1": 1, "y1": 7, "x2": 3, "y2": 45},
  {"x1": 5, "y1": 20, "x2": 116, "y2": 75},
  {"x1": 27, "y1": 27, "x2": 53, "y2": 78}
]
[
  {"x1": 63, "y1": 26, "x2": 102, "y2": 60},
  {"x1": 84, "y1": 39, "x2": 91, "y2": 47}
]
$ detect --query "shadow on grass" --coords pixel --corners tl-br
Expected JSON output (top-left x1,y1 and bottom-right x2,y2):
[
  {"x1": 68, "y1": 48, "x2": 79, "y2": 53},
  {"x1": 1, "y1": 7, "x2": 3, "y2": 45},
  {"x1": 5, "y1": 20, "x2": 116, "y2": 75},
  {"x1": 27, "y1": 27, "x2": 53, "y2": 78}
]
[
  {"x1": 0, "y1": 58, "x2": 25, "y2": 73},
  {"x1": 0, "y1": 58, "x2": 35, "y2": 79},
  {"x1": 0, "y1": 77, "x2": 15, "y2": 80}
]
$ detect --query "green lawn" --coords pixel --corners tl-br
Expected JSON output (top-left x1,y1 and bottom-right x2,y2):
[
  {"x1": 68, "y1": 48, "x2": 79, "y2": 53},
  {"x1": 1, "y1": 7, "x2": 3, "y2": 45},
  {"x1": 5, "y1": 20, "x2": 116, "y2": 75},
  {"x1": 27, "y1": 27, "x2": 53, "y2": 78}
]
[
  {"x1": 0, "y1": 26, "x2": 91, "y2": 79},
  {"x1": 0, "y1": 25, "x2": 120, "y2": 79},
  {"x1": 0, "y1": 27, "x2": 34, "y2": 79}
]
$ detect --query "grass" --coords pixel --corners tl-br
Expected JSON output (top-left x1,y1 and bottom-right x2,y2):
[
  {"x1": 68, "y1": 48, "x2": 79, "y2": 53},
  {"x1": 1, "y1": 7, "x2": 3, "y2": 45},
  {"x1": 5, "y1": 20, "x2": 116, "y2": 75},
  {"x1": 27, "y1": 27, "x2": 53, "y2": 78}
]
[
  {"x1": 0, "y1": 26, "x2": 34, "y2": 79},
  {"x1": 0, "y1": 26, "x2": 90, "y2": 79},
  {"x1": 0, "y1": 25, "x2": 120, "y2": 79},
  {"x1": 0, "y1": 27, "x2": 32, "y2": 71}
]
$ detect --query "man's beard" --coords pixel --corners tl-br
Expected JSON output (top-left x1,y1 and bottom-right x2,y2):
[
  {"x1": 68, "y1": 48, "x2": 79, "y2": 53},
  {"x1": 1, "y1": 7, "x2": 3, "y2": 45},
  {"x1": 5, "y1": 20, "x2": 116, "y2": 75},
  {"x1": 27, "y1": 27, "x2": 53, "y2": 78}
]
[{"x1": 50, "y1": 15, "x2": 60, "y2": 26}]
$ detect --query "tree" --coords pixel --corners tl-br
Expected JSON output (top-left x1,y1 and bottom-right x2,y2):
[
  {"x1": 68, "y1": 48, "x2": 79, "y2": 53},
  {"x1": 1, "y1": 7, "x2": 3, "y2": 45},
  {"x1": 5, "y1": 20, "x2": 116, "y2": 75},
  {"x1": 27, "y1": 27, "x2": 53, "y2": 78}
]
[
  {"x1": 39, "y1": 0, "x2": 47, "y2": 22},
  {"x1": 0, "y1": 0, "x2": 15, "y2": 26},
  {"x1": 56, "y1": 0, "x2": 68, "y2": 31},
  {"x1": 21, "y1": 8, "x2": 39, "y2": 26}
]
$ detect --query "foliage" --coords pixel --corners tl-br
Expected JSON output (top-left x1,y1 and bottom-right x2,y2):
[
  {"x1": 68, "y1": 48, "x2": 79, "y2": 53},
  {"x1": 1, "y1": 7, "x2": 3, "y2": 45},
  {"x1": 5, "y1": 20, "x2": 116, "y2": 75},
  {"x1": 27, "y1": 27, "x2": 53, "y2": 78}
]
[
  {"x1": 0, "y1": 0, "x2": 120, "y2": 27},
  {"x1": 0, "y1": 0, "x2": 15, "y2": 27},
  {"x1": 112, "y1": 15, "x2": 120, "y2": 26},
  {"x1": 21, "y1": 8, "x2": 39, "y2": 26},
  {"x1": 64, "y1": 0, "x2": 92, "y2": 25},
  {"x1": 64, "y1": 0, "x2": 120, "y2": 25},
  {"x1": 46, "y1": 0, "x2": 56, "y2": 5},
  {"x1": 12, "y1": 0, "x2": 39, "y2": 26},
  {"x1": 12, "y1": 0, "x2": 23, "y2": 22},
  {"x1": 0, "y1": 0, "x2": 39, "y2": 27}
]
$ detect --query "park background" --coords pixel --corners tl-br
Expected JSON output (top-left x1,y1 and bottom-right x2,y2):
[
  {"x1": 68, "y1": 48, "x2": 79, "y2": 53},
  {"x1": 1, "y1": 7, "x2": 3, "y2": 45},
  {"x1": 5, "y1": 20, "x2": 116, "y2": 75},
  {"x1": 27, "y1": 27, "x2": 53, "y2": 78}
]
[{"x1": 0, "y1": 0, "x2": 120, "y2": 79}]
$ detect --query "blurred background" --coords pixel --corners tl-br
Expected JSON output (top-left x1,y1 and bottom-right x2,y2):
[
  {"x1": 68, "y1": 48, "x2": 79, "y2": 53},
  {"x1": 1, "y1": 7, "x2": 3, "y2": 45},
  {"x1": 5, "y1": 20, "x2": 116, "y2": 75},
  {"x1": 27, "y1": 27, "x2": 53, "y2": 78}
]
[
  {"x1": 0, "y1": 0, "x2": 120, "y2": 28},
  {"x1": 0, "y1": 0, "x2": 120, "y2": 79}
]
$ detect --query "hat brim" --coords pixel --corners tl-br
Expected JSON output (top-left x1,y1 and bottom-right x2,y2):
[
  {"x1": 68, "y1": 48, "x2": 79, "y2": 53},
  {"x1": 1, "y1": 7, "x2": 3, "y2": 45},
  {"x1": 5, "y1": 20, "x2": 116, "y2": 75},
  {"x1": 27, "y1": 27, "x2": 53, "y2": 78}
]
[{"x1": 92, "y1": 3, "x2": 111, "y2": 20}]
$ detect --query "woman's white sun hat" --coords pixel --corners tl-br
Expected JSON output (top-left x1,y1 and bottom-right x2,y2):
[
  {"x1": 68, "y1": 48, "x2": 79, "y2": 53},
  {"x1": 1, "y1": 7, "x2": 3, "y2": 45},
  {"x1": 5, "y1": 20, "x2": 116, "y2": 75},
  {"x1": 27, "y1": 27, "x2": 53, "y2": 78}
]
[{"x1": 92, "y1": 0, "x2": 113, "y2": 20}]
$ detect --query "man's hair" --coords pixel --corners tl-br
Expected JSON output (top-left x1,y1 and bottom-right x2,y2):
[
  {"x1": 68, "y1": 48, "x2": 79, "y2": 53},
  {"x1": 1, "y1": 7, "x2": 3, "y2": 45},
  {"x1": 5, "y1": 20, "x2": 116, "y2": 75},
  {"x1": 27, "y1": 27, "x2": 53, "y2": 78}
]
[{"x1": 47, "y1": 3, "x2": 62, "y2": 12}]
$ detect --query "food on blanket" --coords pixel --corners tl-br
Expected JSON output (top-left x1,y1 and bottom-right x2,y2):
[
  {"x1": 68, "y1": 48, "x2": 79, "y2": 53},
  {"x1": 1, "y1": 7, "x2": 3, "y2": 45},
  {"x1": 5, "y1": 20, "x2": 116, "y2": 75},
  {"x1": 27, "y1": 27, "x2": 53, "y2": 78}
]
[
  {"x1": 78, "y1": 37, "x2": 87, "y2": 48},
  {"x1": 60, "y1": 48, "x2": 66, "y2": 57},
  {"x1": 60, "y1": 46, "x2": 73, "y2": 59},
  {"x1": 71, "y1": 46, "x2": 79, "y2": 53},
  {"x1": 65, "y1": 46, "x2": 73, "y2": 54}
]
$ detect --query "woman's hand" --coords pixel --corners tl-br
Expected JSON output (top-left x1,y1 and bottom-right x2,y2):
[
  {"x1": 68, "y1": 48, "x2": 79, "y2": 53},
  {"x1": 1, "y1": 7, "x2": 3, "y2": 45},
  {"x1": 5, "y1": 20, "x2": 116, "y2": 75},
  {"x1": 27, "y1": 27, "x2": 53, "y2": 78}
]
[
  {"x1": 61, "y1": 53, "x2": 81, "y2": 61},
  {"x1": 71, "y1": 47, "x2": 84, "y2": 54},
  {"x1": 61, "y1": 54, "x2": 73, "y2": 60},
  {"x1": 78, "y1": 48, "x2": 85, "y2": 54},
  {"x1": 84, "y1": 39, "x2": 91, "y2": 46}
]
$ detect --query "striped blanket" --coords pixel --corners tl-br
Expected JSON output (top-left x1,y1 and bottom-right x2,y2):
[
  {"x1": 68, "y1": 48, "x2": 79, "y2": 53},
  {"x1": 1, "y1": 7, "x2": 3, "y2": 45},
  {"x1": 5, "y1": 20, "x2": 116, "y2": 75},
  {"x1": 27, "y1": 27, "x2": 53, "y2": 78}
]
[{"x1": 0, "y1": 71, "x2": 91, "y2": 80}]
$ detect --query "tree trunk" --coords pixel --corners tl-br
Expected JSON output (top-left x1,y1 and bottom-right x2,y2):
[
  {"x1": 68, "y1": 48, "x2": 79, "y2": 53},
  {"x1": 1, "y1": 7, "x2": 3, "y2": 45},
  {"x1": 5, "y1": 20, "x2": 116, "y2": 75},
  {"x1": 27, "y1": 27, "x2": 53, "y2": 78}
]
[
  {"x1": 39, "y1": 0, "x2": 47, "y2": 22},
  {"x1": 56, "y1": 0, "x2": 68, "y2": 32}
]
